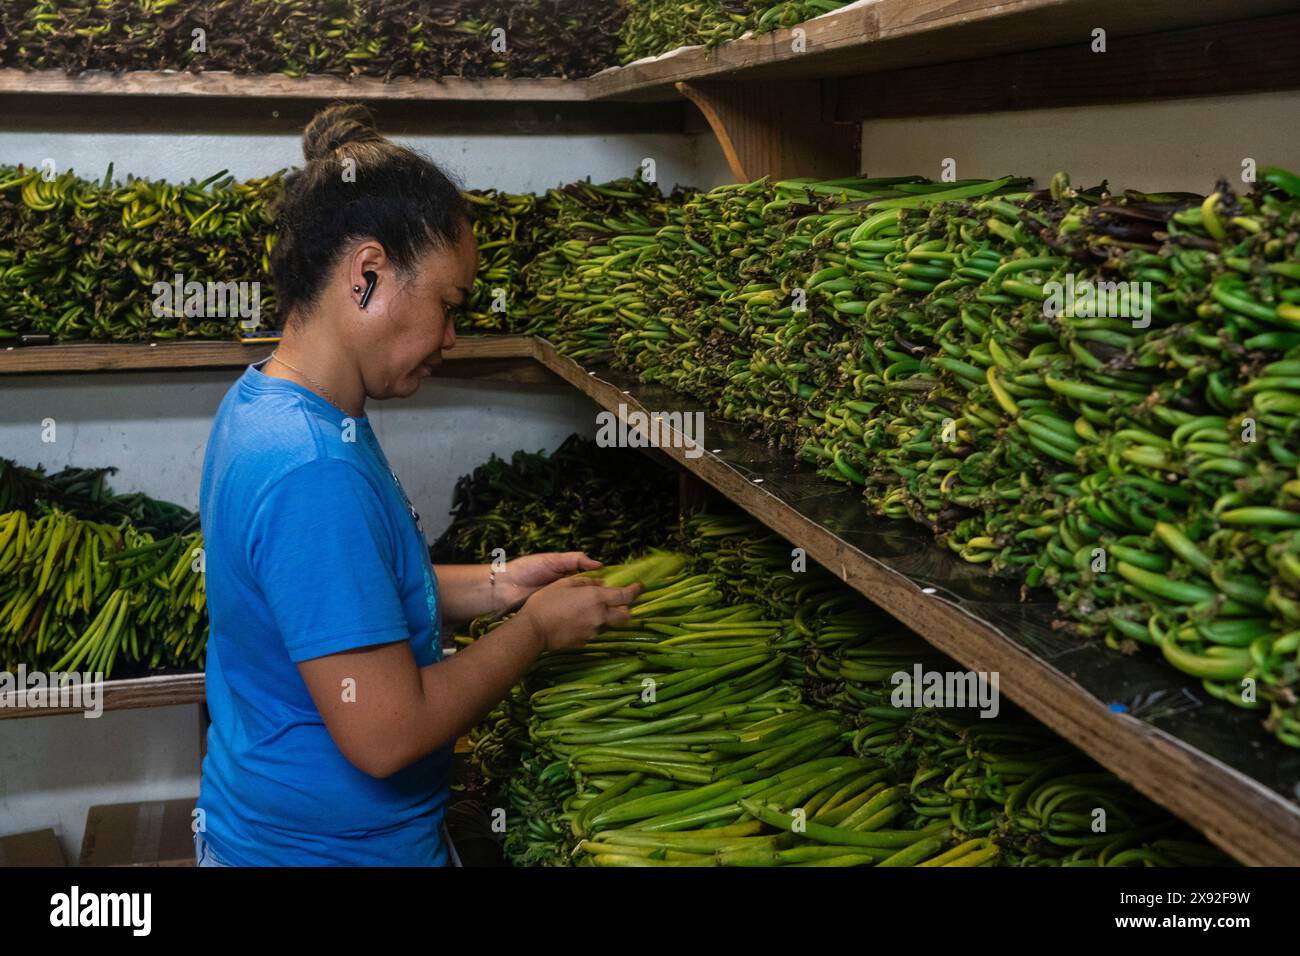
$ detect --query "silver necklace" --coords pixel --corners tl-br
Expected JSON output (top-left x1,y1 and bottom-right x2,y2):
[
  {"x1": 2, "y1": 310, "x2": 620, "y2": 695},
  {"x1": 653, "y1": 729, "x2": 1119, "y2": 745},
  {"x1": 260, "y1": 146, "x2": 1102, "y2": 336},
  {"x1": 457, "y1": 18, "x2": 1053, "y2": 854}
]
[{"x1": 269, "y1": 350, "x2": 343, "y2": 411}]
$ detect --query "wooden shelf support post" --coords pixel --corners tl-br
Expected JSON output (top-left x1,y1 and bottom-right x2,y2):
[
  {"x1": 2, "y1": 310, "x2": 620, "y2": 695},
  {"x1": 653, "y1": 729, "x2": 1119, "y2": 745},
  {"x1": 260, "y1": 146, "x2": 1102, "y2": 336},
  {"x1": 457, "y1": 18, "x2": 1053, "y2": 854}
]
[
  {"x1": 678, "y1": 470, "x2": 717, "y2": 523},
  {"x1": 677, "y1": 79, "x2": 858, "y2": 182}
]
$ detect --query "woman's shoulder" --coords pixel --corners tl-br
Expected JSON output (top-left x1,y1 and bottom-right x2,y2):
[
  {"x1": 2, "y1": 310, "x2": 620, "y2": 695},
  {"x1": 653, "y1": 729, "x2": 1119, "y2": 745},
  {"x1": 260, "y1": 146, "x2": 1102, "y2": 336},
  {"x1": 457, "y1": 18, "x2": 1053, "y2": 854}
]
[{"x1": 205, "y1": 369, "x2": 375, "y2": 507}]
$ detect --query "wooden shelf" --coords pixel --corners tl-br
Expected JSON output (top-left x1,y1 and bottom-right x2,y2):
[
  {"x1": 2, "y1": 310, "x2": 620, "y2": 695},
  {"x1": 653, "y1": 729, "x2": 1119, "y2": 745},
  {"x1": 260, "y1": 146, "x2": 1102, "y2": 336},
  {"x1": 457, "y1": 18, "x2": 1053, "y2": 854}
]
[
  {"x1": 528, "y1": 339, "x2": 1300, "y2": 867},
  {"x1": 0, "y1": 335, "x2": 537, "y2": 375},
  {"x1": 3, "y1": 3, "x2": 1290, "y2": 185},
  {"x1": 10, "y1": 334, "x2": 1300, "y2": 862},
  {"x1": 0, "y1": 672, "x2": 204, "y2": 720},
  {"x1": 832, "y1": 10, "x2": 1300, "y2": 120},
  {"x1": 0, "y1": 68, "x2": 591, "y2": 102},
  {"x1": 587, "y1": 0, "x2": 1300, "y2": 101},
  {"x1": 10, "y1": 1, "x2": 1296, "y2": 858},
  {"x1": 5, "y1": 2, "x2": 1293, "y2": 110},
  {"x1": 1, "y1": 649, "x2": 468, "y2": 723}
]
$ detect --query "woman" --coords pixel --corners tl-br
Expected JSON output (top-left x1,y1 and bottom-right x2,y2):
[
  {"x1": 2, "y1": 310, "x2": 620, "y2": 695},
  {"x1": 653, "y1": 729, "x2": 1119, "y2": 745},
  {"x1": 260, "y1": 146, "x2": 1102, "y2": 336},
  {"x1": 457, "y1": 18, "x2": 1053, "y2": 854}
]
[{"x1": 193, "y1": 103, "x2": 640, "y2": 866}]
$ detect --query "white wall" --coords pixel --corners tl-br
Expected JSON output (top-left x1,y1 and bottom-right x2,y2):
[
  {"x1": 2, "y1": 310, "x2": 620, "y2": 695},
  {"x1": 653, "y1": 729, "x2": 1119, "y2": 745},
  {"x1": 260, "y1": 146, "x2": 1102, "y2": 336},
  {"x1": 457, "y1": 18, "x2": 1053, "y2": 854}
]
[
  {"x1": 4, "y1": 130, "x2": 733, "y2": 193},
  {"x1": 0, "y1": 371, "x2": 598, "y2": 539},
  {"x1": 0, "y1": 706, "x2": 200, "y2": 865},
  {"x1": 860, "y1": 90, "x2": 1300, "y2": 193}
]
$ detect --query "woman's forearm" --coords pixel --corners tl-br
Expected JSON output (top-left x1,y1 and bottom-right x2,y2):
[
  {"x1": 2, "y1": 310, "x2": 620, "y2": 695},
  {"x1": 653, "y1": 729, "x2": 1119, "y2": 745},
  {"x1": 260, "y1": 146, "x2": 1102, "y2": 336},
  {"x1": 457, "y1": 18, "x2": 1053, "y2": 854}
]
[
  {"x1": 417, "y1": 613, "x2": 544, "y2": 748},
  {"x1": 298, "y1": 614, "x2": 543, "y2": 779},
  {"x1": 433, "y1": 564, "x2": 504, "y2": 626}
]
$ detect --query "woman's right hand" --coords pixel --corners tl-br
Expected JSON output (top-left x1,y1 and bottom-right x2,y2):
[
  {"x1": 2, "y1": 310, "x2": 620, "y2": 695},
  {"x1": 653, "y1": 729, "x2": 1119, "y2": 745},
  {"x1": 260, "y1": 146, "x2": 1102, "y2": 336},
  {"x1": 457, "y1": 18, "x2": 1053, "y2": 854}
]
[{"x1": 518, "y1": 575, "x2": 642, "y2": 653}]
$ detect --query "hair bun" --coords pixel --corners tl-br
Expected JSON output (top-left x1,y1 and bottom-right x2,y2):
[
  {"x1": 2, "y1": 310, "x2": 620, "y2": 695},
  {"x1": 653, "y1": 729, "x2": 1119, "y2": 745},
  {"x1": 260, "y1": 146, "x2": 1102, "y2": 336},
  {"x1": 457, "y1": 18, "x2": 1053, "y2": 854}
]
[{"x1": 302, "y1": 102, "x2": 383, "y2": 163}]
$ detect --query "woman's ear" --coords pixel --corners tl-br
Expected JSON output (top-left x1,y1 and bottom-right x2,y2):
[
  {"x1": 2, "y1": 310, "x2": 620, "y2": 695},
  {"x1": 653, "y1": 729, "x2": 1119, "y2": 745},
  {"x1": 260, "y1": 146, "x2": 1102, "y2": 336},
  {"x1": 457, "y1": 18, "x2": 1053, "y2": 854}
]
[{"x1": 349, "y1": 242, "x2": 388, "y2": 310}]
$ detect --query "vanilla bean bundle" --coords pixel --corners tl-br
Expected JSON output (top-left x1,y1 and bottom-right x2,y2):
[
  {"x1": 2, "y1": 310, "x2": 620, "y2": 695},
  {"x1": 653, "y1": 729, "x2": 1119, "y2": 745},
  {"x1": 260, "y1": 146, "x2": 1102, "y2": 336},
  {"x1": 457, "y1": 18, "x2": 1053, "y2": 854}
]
[{"x1": 0, "y1": 0, "x2": 623, "y2": 78}]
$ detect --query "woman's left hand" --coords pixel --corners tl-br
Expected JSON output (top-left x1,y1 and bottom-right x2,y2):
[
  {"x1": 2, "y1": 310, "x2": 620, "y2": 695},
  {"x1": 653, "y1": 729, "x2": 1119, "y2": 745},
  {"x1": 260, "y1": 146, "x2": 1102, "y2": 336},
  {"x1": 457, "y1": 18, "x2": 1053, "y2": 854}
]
[{"x1": 497, "y1": 552, "x2": 602, "y2": 609}]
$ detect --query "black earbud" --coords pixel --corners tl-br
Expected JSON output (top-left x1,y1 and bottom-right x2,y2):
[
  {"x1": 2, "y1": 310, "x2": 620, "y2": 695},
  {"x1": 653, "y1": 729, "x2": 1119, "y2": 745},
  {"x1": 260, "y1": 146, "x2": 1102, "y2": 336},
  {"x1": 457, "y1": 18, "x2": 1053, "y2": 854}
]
[{"x1": 358, "y1": 270, "x2": 378, "y2": 309}]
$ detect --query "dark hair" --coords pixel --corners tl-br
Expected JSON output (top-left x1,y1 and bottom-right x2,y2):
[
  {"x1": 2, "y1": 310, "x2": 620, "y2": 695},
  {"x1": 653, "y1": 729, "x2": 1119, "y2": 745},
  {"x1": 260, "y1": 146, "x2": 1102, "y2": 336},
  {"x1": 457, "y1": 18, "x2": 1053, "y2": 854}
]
[{"x1": 271, "y1": 102, "x2": 468, "y2": 320}]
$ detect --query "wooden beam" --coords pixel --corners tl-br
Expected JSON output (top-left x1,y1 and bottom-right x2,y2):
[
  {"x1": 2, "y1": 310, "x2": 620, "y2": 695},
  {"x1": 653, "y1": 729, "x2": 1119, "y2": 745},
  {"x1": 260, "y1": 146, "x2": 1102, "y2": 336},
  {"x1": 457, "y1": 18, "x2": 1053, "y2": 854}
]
[
  {"x1": 0, "y1": 673, "x2": 206, "y2": 719},
  {"x1": 428, "y1": 356, "x2": 564, "y2": 387},
  {"x1": 0, "y1": 69, "x2": 589, "y2": 102},
  {"x1": 677, "y1": 79, "x2": 858, "y2": 181},
  {"x1": 0, "y1": 91, "x2": 686, "y2": 135},
  {"x1": 0, "y1": 335, "x2": 536, "y2": 375},
  {"x1": 836, "y1": 11, "x2": 1300, "y2": 120},
  {"x1": 678, "y1": 470, "x2": 717, "y2": 522}
]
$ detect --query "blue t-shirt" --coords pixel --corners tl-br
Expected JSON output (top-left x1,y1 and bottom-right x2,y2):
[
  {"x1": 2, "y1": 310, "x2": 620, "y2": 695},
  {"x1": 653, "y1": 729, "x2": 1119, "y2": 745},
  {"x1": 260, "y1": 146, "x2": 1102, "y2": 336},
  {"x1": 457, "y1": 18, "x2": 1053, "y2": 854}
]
[{"x1": 196, "y1": 362, "x2": 450, "y2": 866}]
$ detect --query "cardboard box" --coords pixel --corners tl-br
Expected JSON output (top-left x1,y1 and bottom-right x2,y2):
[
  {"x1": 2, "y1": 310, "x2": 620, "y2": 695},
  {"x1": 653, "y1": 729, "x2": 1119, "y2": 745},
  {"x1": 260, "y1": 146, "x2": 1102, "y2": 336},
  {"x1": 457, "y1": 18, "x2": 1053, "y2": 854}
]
[
  {"x1": 0, "y1": 828, "x2": 66, "y2": 867},
  {"x1": 80, "y1": 798, "x2": 198, "y2": 867}
]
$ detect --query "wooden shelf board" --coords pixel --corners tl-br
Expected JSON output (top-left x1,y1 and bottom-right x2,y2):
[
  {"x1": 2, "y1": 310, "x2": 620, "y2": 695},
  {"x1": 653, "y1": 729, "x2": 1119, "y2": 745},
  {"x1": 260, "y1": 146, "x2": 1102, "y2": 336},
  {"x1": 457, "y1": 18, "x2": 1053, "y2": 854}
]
[
  {"x1": 530, "y1": 338, "x2": 1300, "y2": 867},
  {"x1": 0, "y1": 335, "x2": 536, "y2": 374},
  {"x1": 0, "y1": 672, "x2": 204, "y2": 720},
  {"x1": 5, "y1": 649, "x2": 475, "y2": 722},
  {"x1": 835, "y1": 10, "x2": 1300, "y2": 120},
  {"x1": 0, "y1": 68, "x2": 591, "y2": 102},
  {"x1": 587, "y1": 0, "x2": 1300, "y2": 100}
]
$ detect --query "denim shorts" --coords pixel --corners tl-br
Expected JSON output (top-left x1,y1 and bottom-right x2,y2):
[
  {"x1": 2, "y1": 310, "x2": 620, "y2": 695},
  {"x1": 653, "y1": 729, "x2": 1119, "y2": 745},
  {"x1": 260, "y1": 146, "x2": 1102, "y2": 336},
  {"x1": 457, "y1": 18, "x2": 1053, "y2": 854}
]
[{"x1": 194, "y1": 831, "x2": 232, "y2": 867}]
